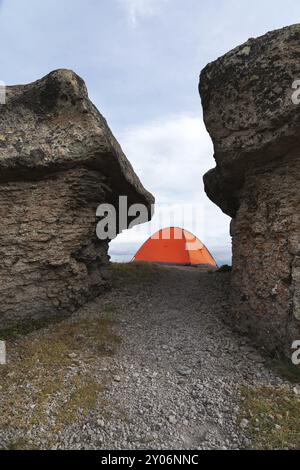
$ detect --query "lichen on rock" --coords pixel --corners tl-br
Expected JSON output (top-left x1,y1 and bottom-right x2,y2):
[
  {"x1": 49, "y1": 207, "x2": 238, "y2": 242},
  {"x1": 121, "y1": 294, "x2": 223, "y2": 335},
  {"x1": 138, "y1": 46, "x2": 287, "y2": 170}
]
[
  {"x1": 200, "y1": 25, "x2": 300, "y2": 355},
  {"x1": 0, "y1": 69, "x2": 154, "y2": 328}
]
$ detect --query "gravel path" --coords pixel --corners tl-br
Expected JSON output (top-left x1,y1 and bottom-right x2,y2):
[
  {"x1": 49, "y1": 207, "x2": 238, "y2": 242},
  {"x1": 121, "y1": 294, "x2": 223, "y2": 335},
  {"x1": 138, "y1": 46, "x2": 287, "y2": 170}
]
[{"x1": 0, "y1": 265, "x2": 290, "y2": 450}]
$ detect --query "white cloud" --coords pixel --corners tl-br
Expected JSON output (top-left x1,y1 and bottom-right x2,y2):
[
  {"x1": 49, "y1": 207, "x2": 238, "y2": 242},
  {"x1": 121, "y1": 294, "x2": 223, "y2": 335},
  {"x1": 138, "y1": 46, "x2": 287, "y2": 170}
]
[
  {"x1": 109, "y1": 114, "x2": 232, "y2": 265},
  {"x1": 119, "y1": 0, "x2": 169, "y2": 28},
  {"x1": 119, "y1": 114, "x2": 211, "y2": 202}
]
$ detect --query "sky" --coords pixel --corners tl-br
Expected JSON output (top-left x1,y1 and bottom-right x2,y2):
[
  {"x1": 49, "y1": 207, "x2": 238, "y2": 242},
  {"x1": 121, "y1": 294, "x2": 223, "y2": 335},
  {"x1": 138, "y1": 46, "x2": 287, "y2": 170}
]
[{"x1": 0, "y1": 0, "x2": 299, "y2": 265}]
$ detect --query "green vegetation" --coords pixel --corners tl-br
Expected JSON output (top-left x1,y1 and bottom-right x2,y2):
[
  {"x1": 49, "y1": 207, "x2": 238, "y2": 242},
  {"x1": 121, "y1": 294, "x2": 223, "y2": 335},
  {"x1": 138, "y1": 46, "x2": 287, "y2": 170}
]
[
  {"x1": 239, "y1": 386, "x2": 300, "y2": 450},
  {"x1": 0, "y1": 312, "x2": 73, "y2": 341},
  {"x1": 0, "y1": 312, "x2": 121, "y2": 445},
  {"x1": 112, "y1": 261, "x2": 161, "y2": 284},
  {"x1": 268, "y1": 356, "x2": 300, "y2": 383},
  {"x1": 54, "y1": 375, "x2": 104, "y2": 428},
  {"x1": 3, "y1": 437, "x2": 35, "y2": 451}
]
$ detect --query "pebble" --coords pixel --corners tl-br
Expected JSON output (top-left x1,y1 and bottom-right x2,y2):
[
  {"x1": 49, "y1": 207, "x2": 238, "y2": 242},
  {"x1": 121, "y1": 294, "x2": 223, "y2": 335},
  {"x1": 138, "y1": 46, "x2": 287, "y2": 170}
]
[
  {"x1": 176, "y1": 366, "x2": 192, "y2": 377},
  {"x1": 168, "y1": 415, "x2": 177, "y2": 425},
  {"x1": 240, "y1": 419, "x2": 249, "y2": 429}
]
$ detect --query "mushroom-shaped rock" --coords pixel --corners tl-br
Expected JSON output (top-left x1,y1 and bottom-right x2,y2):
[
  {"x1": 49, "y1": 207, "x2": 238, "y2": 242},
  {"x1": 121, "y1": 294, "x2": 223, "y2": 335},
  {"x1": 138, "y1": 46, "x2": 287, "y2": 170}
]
[
  {"x1": 200, "y1": 25, "x2": 300, "y2": 355},
  {"x1": 0, "y1": 69, "x2": 154, "y2": 328}
]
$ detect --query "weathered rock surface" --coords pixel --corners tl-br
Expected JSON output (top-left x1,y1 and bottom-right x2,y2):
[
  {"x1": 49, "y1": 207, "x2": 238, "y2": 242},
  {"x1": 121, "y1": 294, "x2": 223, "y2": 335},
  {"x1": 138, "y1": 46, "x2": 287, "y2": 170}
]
[
  {"x1": 0, "y1": 69, "x2": 154, "y2": 327},
  {"x1": 200, "y1": 25, "x2": 300, "y2": 355}
]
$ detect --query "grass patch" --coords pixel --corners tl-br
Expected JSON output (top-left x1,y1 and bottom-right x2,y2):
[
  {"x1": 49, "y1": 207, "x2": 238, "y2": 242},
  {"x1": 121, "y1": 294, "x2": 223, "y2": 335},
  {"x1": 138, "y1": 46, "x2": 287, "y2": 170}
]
[
  {"x1": 0, "y1": 311, "x2": 73, "y2": 341},
  {"x1": 112, "y1": 262, "x2": 161, "y2": 284},
  {"x1": 3, "y1": 437, "x2": 34, "y2": 451},
  {"x1": 239, "y1": 386, "x2": 300, "y2": 450},
  {"x1": 0, "y1": 315, "x2": 121, "y2": 442},
  {"x1": 53, "y1": 375, "x2": 104, "y2": 429},
  {"x1": 268, "y1": 356, "x2": 300, "y2": 383}
]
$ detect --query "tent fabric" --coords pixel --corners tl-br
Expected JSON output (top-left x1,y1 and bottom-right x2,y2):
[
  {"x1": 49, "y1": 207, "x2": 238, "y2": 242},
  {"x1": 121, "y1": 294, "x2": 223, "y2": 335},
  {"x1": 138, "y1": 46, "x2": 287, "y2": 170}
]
[{"x1": 133, "y1": 227, "x2": 217, "y2": 267}]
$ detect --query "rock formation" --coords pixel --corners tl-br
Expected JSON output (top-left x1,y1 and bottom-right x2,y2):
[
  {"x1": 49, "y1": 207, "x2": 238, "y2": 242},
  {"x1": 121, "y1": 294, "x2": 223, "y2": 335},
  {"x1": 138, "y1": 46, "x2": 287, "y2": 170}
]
[
  {"x1": 0, "y1": 69, "x2": 154, "y2": 328},
  {"x1": 200, "y1": 25, "x2": 300, "y2": 356}
]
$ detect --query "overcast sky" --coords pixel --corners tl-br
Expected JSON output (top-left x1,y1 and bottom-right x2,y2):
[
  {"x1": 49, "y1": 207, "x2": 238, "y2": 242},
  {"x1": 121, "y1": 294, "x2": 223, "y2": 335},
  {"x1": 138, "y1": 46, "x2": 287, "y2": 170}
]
[{"x1": 1, "y1": 0, "x2": 299, "y2": 264}]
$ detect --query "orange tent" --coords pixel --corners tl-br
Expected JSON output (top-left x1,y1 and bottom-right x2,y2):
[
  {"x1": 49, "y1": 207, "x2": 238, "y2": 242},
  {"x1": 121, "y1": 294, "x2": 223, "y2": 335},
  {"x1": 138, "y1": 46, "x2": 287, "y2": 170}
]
[{"x1": 133, "y1": 227, "x2": 217, "y2": 268}]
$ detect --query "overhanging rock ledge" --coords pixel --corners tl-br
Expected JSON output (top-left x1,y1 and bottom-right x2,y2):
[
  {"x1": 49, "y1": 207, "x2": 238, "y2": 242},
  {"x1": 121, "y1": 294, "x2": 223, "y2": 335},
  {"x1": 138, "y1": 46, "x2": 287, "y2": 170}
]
[{"x1": 0, "y1": 69, "x2": 154, "y2": 328}]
